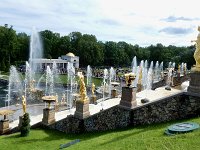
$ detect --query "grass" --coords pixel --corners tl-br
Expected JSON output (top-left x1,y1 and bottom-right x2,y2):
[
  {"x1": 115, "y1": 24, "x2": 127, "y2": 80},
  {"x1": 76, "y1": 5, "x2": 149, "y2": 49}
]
[
  {"x1": 1, "y1": 117, "x2": 200, "y2": 150},
  {"x1": 0, "y1": 72, "x2": 103, "y2": 87}
]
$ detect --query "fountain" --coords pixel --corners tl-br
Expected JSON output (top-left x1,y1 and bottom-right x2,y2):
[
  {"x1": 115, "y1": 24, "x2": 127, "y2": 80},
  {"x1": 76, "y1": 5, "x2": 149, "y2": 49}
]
[
  {"x1": 141, "y1": 61, "x2": 153, "y2": 103},
  {"x1": 132, "y1": 56, "x2": 137, "y2": 74},
  {"x1": 165, "y1": 68, "x2": 173, "y2": 90},
  {"x1": 141, "y1": 60, "x2": 148, "y2": 90},
  {"x1": 154, "y1": 61, "x2": 160, "y2": 82},
  {"x1": 109, "y1": 67, "x2": 116, "y2": 97},
  {"x1": 137, "y1": 61, "x2": 143, "y2": 92},
  {"x1": 67, "y1": 62, "x2": 76, "y2": 109},
  {"x1": 159, "y1": 61, "x2": 164, "y2": 79},
  {"x1": 86, "y1": 65, "x2": 92, "y2": 87},
  {"x1": 29, "y1": 27, "x2": 43, "y2": 76},
  {"x1": 45, "y1": 66, "x2": 54, "y2": 96},
  {"x1": 132, "y1": 56, "x2": 138, "y2": 87},
  {"x1": 6, "y1": 66, "x2": 23, "y2": 107},
  {"x1": 101, "y1": 69, "x2": 109, "y2": 109}
]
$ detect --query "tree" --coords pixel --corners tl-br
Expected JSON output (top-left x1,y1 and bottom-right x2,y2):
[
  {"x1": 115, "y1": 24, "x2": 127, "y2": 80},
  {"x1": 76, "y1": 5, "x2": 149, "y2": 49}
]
[
  {"x1": 40, "y1": 30, "x2": 60, "y2": 59},
  {"x1": 20, "y1": 113, "x2": 30, "y2": 137},
  {"x1": 0, "y1": 24, "x2": 18, "y2": 71}
]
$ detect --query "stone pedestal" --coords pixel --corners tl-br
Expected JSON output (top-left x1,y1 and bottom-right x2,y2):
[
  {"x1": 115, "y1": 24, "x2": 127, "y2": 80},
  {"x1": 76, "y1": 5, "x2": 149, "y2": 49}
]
[
  {"x1": 188, "y1": 71, "x2": 200, "y2": 93},
  {"x1": 90, "y1": 95, "x2": 97, "y2": 104},
  {"x1": 18, "y1": 116, "x2": 23, "y2": 129},
  {"x1": 74, "y1": 100, "x2": 90, "y2": 119},
  {"x1": 0, "y1": 119, "x2": 10, "y2": 134},
  {"x1": 137, "y1": 84, "x2": 142, "y2": 92},
  {"x1": 119, "y1": 87, "x2": 137, "y2": 109},
  {"x1": 42, "y1": 108, "x2": 55, "y2": 125},
  {"x1": 111, "y1": 89, "x2": 117, "y2": 98},
  {"x1": 55, "y1": 104, "x2": 59, "y2": 112}
]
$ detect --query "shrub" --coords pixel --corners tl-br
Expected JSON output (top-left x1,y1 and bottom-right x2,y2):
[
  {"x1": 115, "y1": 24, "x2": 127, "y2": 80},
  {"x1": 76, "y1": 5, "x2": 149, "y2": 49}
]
[{"x1": 20, "y1": 113, "x2": 30, "y2": 137}]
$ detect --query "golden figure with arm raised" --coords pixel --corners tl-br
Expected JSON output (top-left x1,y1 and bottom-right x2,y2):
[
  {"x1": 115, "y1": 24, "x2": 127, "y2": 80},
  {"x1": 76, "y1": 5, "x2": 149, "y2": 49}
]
[
  {"x1": 22, "y1": 95, "x2": 26, "y2": 114},
  {"x1": 192, "y1": 26, "x2": 200, "y2": 71}
]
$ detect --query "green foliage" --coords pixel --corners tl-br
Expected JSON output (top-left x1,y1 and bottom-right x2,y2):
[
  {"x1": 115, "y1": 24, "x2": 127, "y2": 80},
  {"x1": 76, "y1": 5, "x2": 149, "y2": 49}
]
[
  {"x1": 20, "y1": 113, "x2": 30, "y2": 137},
  {"x1": 0, "y1": 24, "x2": 196, "y2": 70}
]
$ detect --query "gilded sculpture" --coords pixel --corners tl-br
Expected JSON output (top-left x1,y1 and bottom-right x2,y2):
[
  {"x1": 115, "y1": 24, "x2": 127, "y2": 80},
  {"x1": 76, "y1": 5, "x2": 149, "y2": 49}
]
[
  {"x1": 22, "y1": 95, "x2": 26, "y2": 114},
  {"x1": 78, "y1": 72, "x2": 88, "y2": 102},
  {"x1": 191, "y1": 26, "x2": 200, "y2": 71},
  {"x1": 91, "y1": 83, "x2": 95, "y2": 96},
  {"x1": 124, "y1": 73, "x2": 136, "y2": 87},
  {"x1": 138, "y1": 66, "x2": 143, "y2": 85}
]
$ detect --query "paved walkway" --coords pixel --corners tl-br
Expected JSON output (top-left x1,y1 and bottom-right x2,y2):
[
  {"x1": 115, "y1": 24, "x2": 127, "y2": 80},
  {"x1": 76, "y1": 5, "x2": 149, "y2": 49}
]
[{"x1": 3, "y1": 82, "x2": 188, "y2": 130}]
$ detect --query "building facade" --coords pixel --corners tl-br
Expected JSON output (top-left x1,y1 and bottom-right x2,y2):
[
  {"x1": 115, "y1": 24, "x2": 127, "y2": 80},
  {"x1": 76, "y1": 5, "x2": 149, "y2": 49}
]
[{"x1": 32, "y1": 52, "x2": 79, "y2": 73}]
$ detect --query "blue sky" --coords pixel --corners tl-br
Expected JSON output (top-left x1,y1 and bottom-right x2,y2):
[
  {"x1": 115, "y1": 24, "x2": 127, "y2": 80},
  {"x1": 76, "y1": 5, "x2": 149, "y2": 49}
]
[{"x1": 0, "y1": 0, "x2": 200, "y2": 46}]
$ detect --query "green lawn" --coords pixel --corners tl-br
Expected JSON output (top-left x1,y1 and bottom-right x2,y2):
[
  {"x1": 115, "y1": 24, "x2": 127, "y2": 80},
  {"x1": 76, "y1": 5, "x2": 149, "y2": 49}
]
[
  {"x1": 1, "y1": 117, "x2": 200, "y2": 150},
  {"x1": 0, "y1": 72, "x2": 103, "y2": 87}
]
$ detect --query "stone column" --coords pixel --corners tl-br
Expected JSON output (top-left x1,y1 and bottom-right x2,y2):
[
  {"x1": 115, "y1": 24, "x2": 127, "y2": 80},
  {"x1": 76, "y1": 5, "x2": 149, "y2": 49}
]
[
  {"x1": 18, "y1": 116, "x2": 23, "y2": 129},
  {"x1": 74, "y1": 100, "x2": 90, "y2": 119},
  {"x1": 188, "y1": 71, "x2": 200, "y2": 93},
  {"x1": 42, "y1": 108, "x2": 55, "y2": 125},
  {"x1": 119, "y1": 87, "x2": 137, "y2": 109},
  {"x1": 137, "y1": 84, "x2": 142, "y2": 92},
  {"x1": 0, "y1": 119, "x2": 10, "y2": 134},
  {"x1": 111, "y1": 89, "x2": 117, "y2": 98},
  {"x1": 90, "y1": 95, "x2": 97, "y2": 104}
]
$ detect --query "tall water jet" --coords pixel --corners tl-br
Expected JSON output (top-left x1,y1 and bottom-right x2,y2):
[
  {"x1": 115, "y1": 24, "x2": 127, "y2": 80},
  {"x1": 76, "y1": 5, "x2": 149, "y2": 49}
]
[
  {"x1": 29, "y1": 27, "x2": 43, "y2": 75},
  {"x1": 147, "y1": 63, "x2": 153, "y2": 90},
  {"x1": 45, "y1": 66, "x2": 54, "y2": 95},
  {"x1": 184, "y1": 63, "x2": 187, "y2": 75},
  {"x1": 154, "y1": 61, "x2": 160, "y2": 82},
  {"x1": 109, "y1": 67, "x2": 116, "y2": 97},
  {"x1": 7, "y1": 66, "x2": 23, "y2": 107},
  {"x1": 172, "y1": 62, "x2": 176, "y2": 69},
  {"x1": 142, "y1": 60, "x2": 148, "y2": 90},
  {"x1": 168, "y1": 62, "x2": 172, "y2": 68},
  {"x1": 141, "y1": 63, "x2": 153, "y2": 103},
  {"x1": 132, "y1": 56, "x2": 137, "y2": 74},
  {"x1": 165, "y1": 68, "x2": 173, "y2": 90},
  {"x1": 67, "y1": 62, "x2": 75, "y2": 109},
  {"x1": 159, "y1": 61, "x2": 164, "y2": 79},
  {"x1": 136, "y1": 60, "x2": 144, "y2": 91},
  {"x1": 86, "y1": 65, "x2": 92, "y2": 87},
  {"x1": 101, "y1": 69, "x2": 108, "y2": 109}
]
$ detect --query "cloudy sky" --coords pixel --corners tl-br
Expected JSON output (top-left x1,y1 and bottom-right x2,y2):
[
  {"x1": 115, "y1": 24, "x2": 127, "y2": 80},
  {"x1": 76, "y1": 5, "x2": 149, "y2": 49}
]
[{"x1": 0, "y1": 0, "x2": 200, "y2": 46}]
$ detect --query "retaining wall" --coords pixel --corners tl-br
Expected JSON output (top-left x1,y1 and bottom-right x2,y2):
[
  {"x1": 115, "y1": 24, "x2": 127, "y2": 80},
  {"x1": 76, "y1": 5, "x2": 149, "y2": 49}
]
[{"x1": 48, "y1": 92, "x2": 200, "y2": 133}]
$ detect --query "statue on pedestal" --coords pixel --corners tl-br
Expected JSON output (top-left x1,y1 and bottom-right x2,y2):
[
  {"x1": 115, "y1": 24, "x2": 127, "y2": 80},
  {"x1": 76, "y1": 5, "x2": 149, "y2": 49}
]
[
  {"x1": 78, "y1": 73, "x2": 88, "y2": 102},
  {"x1": 91, "y1": 83, "x2": 95, "y2": 96},
  {"x1": 124, "y1": 73, "x2": 136, "y2": 87},
  {"x1": 192, "y1": 26, "x2": 200, "y2": 71},
  {"x1": 22, "y1": 95, "x2": 26, "y2": 114}
]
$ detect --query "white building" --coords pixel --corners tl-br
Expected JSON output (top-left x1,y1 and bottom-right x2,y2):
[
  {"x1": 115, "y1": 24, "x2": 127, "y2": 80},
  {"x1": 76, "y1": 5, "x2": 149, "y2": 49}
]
[{"x1": 32, "y1": 52, "x2": 79, "y2": 72}]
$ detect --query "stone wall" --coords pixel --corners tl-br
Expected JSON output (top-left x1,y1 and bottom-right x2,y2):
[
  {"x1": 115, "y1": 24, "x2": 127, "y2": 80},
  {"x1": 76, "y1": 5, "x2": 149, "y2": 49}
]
[
  {"x1": 84, "y1": 106, "x2": 131, "y2": 132},
  {"x1": 48, "y1": 92, "x2": 200, "y2": 133},
  {"x1": 152, "y1": 75, "x2": 189, "y2": 90},
  {"x1": 131, "y1": 93, "x2": 200, "y2": 126}
]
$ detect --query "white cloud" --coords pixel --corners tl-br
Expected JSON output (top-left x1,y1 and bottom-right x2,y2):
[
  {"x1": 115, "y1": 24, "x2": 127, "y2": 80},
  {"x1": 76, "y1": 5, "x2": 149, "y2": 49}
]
[{"x1": 0, "y1": 0, "x2": 200, "y2": 46}]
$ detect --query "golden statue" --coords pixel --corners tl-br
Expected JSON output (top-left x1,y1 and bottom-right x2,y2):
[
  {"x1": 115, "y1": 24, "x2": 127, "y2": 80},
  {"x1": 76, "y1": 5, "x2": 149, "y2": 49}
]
[
  {"x1": 78, "y1": 72, "x2": 88, "y2": 102},
  {"x1": 91, "y1": 83, "x2": 95, "y2": 96},
  {"x1": 192, "y1": 26, "x2": 200, "y2": 71},
  {"x1": 124, "y1": 73, "x2": 136, "y2": 87},
  {"x1": 178, "y1": 64, "x2": 180, "y2": 73},
  {"x1": 22, "y1": 95, "x2": 26, "y2": 114},
  {"x1": 138, "y1": 66, "x2": 143, "y2": 85},
  {"x1": 30, "y1": 79, "x2": 36, "y2": 92}
]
